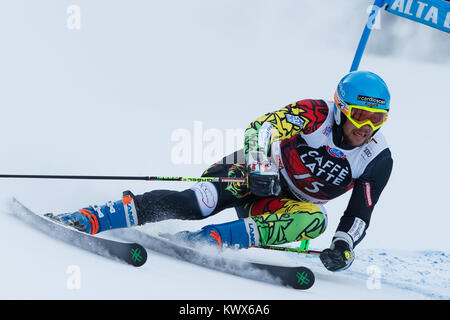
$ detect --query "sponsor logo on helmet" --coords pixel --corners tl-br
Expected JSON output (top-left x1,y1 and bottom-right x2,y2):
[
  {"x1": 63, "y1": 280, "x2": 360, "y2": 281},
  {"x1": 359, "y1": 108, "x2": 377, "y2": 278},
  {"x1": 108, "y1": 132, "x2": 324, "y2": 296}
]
[
  {"x1": 357, "y1": 95, "x2": 386, "y2": 107},
  {"x1": 334, "y1": 91, "x2": 349, "y2": 113}
]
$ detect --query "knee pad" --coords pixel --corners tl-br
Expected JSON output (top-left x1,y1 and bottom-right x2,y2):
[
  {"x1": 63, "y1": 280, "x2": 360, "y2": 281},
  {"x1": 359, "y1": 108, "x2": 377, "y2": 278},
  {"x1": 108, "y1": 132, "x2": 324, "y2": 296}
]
[{"x1": 190, "y1": 182, "x2": 218, "y2": 217}]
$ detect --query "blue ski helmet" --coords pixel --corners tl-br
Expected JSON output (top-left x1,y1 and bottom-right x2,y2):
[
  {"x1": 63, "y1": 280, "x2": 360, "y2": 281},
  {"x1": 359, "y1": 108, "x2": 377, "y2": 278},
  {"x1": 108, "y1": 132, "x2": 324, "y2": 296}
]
[{"x1": 334, "y1": 70, "x2": 390, "y2": 128}]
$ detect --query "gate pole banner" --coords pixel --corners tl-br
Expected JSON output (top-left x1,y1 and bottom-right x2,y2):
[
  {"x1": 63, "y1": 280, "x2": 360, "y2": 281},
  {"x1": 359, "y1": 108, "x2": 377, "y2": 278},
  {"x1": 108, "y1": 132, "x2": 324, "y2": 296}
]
[{"x1": 385, "y1": 0, "x2": 450, "y2": 33}]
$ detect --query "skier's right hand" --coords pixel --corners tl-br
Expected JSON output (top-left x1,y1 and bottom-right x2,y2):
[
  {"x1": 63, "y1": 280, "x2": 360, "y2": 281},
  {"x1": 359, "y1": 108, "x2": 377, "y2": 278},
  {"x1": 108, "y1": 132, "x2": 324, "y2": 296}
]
[
  {"x1": 246, "y1": 151, "x2": 281, "y2": 197},
  {"x1": 320, "y1": 232, "x2": 355, "y2": 272}
]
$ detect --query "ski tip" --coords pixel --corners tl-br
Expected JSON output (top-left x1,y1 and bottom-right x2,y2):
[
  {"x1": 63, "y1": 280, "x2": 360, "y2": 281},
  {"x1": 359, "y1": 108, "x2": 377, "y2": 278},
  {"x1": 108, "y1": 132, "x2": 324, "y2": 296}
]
[
  {"x1": 127, "y1": 244, "x2": 148, "y2": 267},
  {"x1": 291, "y1": 267, "x2": 315, "y2": 290}
]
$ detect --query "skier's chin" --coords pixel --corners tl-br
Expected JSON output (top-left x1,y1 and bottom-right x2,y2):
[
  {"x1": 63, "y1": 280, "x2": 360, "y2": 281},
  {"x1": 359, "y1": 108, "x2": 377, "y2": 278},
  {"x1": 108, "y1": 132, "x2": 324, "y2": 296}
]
[
  {"x1": 349, "y1": 131, "x2": 371, "y2": 146},
  {"x1": 343, "y1": 124, "x2": 373, "y2": 147}
]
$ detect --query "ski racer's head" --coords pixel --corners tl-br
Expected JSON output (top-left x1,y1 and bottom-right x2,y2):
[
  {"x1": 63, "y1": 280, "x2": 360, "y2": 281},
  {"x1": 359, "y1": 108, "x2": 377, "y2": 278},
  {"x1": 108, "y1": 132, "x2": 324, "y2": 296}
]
[{"x1": 333, "y1": 70, "x2": 390, "y2": 147}]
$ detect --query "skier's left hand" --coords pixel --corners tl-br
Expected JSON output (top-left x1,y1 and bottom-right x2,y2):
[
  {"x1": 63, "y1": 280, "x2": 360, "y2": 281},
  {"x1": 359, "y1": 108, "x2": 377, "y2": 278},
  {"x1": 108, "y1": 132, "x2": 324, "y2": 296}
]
[
  {"x1": 248, "y1": 172, "x2": 281, "y2": 197},
  {"x1": 320, "y1": 232, "x2": 355, "y2": 272}
]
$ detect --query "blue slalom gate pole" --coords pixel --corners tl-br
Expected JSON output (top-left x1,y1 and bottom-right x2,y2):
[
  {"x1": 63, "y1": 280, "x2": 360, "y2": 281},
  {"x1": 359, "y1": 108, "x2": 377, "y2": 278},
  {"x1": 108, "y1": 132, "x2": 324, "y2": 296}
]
[{"x1": 350, "y1": 0, "x2": 388, "y2": 72}]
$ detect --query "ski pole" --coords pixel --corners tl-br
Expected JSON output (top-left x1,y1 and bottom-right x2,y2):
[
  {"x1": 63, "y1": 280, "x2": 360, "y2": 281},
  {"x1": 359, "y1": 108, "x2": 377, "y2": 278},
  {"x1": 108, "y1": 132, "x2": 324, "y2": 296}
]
[
  {"x1": 261, "y1": 245, "x2": 322, "y2": 256},
  {"x1": 0, "y1": 174, "x2": 247, "y2": 184}
]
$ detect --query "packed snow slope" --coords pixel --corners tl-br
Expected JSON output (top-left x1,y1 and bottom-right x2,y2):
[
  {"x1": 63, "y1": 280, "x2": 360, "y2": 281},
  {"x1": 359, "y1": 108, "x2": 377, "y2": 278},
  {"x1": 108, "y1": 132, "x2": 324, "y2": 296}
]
[{"x1": 0, "y1": 1, "x2": 448, "y2": 299}]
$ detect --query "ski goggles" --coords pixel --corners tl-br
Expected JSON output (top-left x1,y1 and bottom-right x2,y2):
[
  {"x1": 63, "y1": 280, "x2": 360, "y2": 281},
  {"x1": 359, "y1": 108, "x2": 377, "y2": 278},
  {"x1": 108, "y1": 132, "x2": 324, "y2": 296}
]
[{"x1": 334, "y1": 92, "x2": 388, "y2": 131}]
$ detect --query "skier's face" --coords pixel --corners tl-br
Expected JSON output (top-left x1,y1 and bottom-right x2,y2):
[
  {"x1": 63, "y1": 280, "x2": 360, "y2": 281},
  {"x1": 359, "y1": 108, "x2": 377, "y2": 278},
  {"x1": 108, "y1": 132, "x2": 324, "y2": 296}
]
[{"x1": 342, "y1": 120, "x2": 373, "y2": 147}]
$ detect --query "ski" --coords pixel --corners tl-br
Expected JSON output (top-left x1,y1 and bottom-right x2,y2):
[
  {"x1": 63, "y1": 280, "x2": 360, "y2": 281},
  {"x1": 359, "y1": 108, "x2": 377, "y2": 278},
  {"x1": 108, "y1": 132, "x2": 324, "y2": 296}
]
[
  {"x1": 112, "y1": 228, "x2": 315, "y2": 290},
  {"x1": 11, "y1": 198, "x2": 147, "y2": 267}
]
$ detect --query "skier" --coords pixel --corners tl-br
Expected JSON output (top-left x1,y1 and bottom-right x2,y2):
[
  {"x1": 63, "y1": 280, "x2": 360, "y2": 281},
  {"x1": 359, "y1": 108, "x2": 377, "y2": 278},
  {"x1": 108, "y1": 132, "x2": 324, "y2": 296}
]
[{"x1": 56, "y1": 70, "x2": 393, "y2": 272}]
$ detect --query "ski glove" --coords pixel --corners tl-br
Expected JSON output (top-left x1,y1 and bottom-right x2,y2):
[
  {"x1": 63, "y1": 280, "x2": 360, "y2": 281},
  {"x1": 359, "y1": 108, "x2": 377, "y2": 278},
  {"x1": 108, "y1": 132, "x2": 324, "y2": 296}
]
[
  {"x1": 320, "y1": 232, "x2": 355, "y2": 272},
  {"x1": 246, "y1": 151, "x2": 281, "y2": 197}
]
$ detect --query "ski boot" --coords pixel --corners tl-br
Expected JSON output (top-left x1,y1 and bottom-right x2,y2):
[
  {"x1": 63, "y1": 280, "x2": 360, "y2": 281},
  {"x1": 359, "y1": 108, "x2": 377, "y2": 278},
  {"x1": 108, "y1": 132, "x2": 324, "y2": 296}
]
[
  {"x1": 172, "y1": 218, "x2": 260, "y2": 249},
  {"x1": 171, "y1": 205, "x2": 327, "y2": 249},
  {"x1": 50, "y1": 191, "x2": 139, "y2": 235}
]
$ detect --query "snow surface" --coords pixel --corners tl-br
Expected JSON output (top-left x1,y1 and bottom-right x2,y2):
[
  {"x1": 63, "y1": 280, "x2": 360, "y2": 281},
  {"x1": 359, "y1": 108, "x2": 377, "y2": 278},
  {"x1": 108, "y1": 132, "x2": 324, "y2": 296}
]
[{"x1": 0, "y1": 0, "x2": 449, "y2": 300}]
